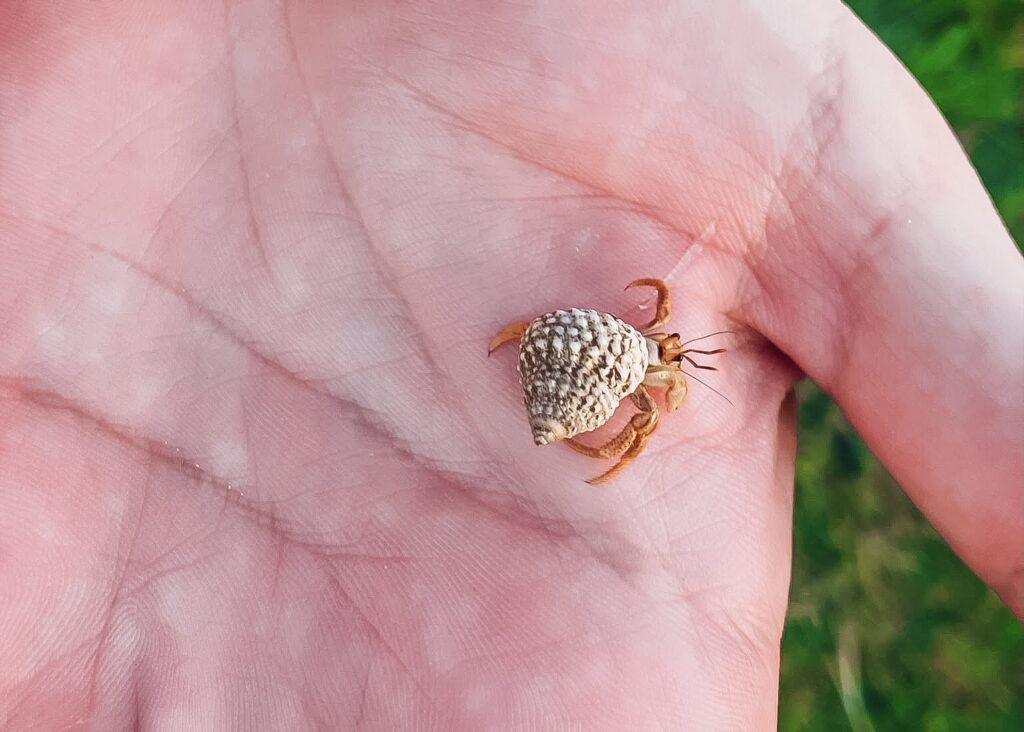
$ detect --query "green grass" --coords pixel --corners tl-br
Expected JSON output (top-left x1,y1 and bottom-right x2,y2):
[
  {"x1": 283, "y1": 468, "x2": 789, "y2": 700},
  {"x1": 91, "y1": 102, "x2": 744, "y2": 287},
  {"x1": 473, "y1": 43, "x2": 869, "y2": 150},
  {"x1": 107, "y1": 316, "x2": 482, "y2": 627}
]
[{"x1": 780, "y1": 1, "x2": 1024, "y2": 730}]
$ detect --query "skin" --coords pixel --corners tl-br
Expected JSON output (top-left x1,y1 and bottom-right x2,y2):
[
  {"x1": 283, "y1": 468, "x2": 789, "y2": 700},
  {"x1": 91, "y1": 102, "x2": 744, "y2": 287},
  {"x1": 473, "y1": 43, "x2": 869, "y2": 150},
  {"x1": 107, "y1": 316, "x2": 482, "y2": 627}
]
[{"x1": 1, "y1": 1, "x2": 1021, "y2": 729}]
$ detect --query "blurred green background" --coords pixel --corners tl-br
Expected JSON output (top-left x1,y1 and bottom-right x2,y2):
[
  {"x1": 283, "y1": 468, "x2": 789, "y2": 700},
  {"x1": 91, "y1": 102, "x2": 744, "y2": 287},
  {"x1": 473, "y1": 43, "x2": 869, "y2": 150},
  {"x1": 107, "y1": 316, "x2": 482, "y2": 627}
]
[{"x1": 780, "y1": 1, "x2": 1023, "y2": 730}]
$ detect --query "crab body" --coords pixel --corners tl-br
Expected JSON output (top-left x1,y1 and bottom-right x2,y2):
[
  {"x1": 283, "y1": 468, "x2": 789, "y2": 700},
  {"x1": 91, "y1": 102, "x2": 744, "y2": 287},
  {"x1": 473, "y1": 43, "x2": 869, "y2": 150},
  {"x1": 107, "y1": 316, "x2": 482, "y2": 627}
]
[{"x1": 488, "y1": 278, "x2": 725, "y2": 484}]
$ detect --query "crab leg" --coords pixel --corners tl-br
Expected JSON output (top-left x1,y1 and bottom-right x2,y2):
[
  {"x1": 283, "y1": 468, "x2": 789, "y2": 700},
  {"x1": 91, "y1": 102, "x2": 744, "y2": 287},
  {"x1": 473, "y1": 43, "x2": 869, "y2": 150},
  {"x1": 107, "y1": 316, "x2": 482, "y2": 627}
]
[
  {"x1": 565, "y1": 387, "x2": 658, "y2": 459},
  {"x1": 562, "y1": 387, "x2": 660, "y2": 484},
  {"x1": 487, "y1": 320, "x2": 530, "y2": 355},
  {"x1": 625, "y1": 277, "x2": 671, "y2": 333},
  {"x1": 564, "y1": 423, "x2": 637, "y2": 460},
  {"x1": 585, "y1": 430, "x2": 653, "y2": 485},
  {"x1": 581, "y1": 386, "x2": 659, "y2": 483}
]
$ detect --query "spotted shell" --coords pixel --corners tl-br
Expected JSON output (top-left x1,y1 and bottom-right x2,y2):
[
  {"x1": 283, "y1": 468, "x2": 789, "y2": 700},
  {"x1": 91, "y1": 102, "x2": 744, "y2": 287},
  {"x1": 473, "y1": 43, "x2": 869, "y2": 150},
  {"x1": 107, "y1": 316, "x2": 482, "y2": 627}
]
[{"x1": 517, "y1": 308, "x2": 649, "y2": 445}]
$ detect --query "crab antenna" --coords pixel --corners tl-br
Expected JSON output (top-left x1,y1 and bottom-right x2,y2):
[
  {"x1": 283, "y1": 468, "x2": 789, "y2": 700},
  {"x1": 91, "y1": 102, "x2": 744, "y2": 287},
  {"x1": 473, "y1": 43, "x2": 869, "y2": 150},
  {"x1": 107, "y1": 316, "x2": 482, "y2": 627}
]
[
  {"x1": 682, "y1": 370, "x2": 734, "y2": 406},
  {"x1": 684, "y1": 347, "x2": 727, "y2": 356},
  {"x1": 679, "y1": 330, "x2": 736, "y2": 347}
]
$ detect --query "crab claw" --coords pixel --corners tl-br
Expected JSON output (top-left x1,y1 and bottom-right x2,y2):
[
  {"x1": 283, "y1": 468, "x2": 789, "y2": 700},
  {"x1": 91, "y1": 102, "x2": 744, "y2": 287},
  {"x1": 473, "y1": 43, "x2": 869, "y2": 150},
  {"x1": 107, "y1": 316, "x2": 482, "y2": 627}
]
[{"x1": 624, "y1": 277, "x2": 671, "y2": 333}]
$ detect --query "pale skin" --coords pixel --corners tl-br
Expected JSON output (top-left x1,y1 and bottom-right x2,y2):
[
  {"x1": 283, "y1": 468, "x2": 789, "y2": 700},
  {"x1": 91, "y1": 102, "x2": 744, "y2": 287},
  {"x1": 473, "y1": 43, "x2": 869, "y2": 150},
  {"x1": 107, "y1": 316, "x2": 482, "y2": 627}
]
[{"x1": 1, "y1": 1, "x2": 1022, "y2": 730}]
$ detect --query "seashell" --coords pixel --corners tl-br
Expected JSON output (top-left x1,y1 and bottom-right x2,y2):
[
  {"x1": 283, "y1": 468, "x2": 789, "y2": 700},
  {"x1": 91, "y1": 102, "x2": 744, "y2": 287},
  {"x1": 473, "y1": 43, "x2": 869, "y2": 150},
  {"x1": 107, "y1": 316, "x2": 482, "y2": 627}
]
[{"x1": 516, "y1": 308, "x2": 648, "y2": 445}]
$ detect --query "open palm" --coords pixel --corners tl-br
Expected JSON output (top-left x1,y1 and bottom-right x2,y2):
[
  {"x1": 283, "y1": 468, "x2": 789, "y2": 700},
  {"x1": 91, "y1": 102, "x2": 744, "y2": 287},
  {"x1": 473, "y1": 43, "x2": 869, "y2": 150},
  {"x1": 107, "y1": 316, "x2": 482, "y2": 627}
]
[{"x1": 2, "y1": 1, "x2": 1020, "y2": 729}]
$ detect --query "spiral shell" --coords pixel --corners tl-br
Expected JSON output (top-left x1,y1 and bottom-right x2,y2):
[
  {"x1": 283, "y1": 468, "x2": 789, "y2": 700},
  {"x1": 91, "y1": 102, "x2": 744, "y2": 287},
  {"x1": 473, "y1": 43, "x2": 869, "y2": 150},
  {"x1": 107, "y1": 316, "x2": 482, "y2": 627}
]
[{"x1": 517, "y1": 308, "x2": 649, "y2": 445}]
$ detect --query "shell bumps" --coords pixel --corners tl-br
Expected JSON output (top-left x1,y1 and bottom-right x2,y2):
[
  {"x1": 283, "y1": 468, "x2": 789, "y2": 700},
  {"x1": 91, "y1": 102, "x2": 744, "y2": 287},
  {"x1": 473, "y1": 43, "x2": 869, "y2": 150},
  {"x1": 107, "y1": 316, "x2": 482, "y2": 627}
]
[{"x1": 517, "y1": 308, "x2": 649, "y2": 445}]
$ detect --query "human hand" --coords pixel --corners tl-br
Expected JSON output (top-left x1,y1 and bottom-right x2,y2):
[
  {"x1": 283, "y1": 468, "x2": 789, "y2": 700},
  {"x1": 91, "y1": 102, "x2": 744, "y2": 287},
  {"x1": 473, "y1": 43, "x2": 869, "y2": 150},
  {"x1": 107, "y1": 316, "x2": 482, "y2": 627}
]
[{"x1": 1, "y1": 1, "x2": 1020, "y2": 729}]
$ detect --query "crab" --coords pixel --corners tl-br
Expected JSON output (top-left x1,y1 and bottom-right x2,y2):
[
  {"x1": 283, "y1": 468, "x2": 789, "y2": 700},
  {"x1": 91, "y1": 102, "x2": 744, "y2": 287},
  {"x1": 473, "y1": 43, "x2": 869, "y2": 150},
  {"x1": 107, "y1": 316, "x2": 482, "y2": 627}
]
[{"x1": 488, "y1": 278, "x2": 726, "y2": 484}]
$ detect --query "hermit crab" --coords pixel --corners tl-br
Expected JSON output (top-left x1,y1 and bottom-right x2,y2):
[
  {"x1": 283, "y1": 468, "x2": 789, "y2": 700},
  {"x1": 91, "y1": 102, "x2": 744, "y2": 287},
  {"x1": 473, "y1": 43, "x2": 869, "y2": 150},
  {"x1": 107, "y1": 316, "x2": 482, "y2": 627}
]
[{"x1": 488, "y1": 278, "x2": 726, "y2": 484}]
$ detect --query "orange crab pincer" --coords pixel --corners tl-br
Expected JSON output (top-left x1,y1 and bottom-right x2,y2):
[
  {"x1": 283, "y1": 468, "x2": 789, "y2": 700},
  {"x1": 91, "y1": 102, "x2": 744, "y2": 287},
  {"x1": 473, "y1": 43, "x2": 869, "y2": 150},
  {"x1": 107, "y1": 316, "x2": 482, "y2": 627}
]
[{"x1": 488, "y1": 278, "x2": 725, "y2": 484}]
